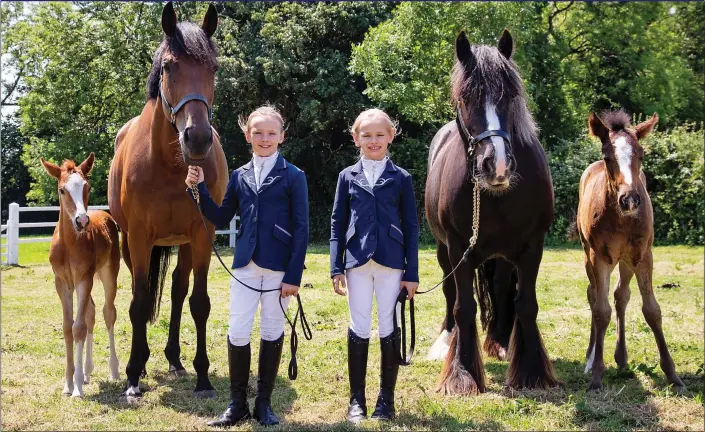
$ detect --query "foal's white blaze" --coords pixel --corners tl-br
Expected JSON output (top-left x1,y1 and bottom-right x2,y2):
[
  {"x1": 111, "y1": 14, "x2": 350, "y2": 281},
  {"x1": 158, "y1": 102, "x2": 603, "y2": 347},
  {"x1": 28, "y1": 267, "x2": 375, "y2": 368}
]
[
  {"x1": 426, "y1": 329, "x2": 451, "y2": 361},
  {"x1": 584, "y1": 345, "x2": 596, "y2": 374},
  {"x1": 66, "y1": 173, "x2": 88, "y2": 225},
  {"x1": 72, "y1": 340, "x2": 85, "y2": 397},
  {"x1": 485, "y1": 103, "x2": 507, "y2": 177},
  {"x1": 614, "y1": 136, "x2": 633, "y2": 185}
]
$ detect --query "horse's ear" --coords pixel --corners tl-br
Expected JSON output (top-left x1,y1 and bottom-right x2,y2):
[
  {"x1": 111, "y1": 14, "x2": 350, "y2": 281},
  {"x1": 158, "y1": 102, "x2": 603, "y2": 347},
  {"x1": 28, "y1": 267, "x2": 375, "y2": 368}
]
[
  {"x1": 456, "y1": 31, "x2": 474, "y2": 68},
  {"x1": 78, "y1": 152, "x2": 95, "y2": 176},
  {"x1": 635, "y1": 112, "x2": 658, "y2": 140},
  {"x1": 202, "y1": 4, "x2": 218, "y2": 39},
  {"x1": 162, "y1": 2, "x2": 177, "y2": 37},
  {"x1": 588, "y1": 113, "x2": 610, "y2": 143},
  {"x1": 41, "y1": 158, "x2": 62, "y2": 180},
  {"x1": 498, "y1": 29, "x2": 513, "y2": 59}
]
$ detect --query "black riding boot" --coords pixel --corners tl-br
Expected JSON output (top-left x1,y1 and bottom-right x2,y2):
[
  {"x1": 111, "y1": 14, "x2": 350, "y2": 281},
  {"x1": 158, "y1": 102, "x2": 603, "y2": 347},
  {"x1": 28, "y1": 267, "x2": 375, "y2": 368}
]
[
  {"x1": 347, "y1": 329, "x2": 370, "y2": 423},
  {"x1": 371, "y1": 330, "x2": 400, "y2": 420},
  {"x1": 253, "y1": 334, "x2": 284, "y2": 426},
  {"x1": 208, "y1": 338, "x2": 252, "y2": 427}
]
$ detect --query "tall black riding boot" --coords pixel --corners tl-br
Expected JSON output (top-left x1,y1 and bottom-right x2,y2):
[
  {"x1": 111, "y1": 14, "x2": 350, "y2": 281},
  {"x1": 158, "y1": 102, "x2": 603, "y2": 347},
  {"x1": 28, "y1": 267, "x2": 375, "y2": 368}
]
[
  {"x1": 371, "y1": 330, "x2": 400, "y2": 420},
  {"x1": 208, "y1": 338, "x2": 252, "y2": 427},
  {"x1": 253, "y1": 334, "x2": 284, "y2": 426},
  {"x1": 347, "y1": 329, "x2": 370, "y2": 423}
]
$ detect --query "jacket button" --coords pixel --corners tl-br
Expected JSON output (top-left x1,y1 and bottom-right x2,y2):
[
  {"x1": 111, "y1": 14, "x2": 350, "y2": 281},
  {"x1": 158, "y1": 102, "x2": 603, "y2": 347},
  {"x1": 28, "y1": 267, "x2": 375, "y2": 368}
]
[
  {"x1": 249, "y1": 237, "x2": 255, "y2": 243},
  {"x1": 368, "y1": 215, "x2": 374, "y2": 222},
  {"x1": 370, "y1": 234, "x2": 376, "y2": 241},
  {"x1": 252, "y1": 217, "x2": 257, "y2": 223}
]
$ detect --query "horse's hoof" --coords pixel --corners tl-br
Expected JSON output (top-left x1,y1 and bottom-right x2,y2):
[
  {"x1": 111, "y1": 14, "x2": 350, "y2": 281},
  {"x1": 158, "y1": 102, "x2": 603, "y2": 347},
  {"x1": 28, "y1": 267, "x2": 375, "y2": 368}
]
[
  {"x1": 169, "y1": 368, "x2": 188, "y2": 378},
  {"x1": 71, "y1": 390, "x2": 84, "y2": 398},
  {"x1": 436, "y1": 366, "x2": 480, "y2": 396},
  {"x1": 587, "y1": 381, "x2": 603, "y2": 392},
  {"x1": 673, "y1": 384, "x2": 687, "y2": 395},
  {"x1": 194, "y1": 389, "x2": 217, "y2": 399}
]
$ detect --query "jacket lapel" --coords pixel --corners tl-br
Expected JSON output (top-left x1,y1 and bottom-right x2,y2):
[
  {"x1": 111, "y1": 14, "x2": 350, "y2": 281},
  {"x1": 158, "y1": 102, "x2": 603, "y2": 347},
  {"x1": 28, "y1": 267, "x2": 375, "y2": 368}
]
[
  {"x1": 241, "y1": 161, "x2": 258, "y2": 194},
  {"x1": 350, "y1": 160, "x2": 374, "y2": 195}
]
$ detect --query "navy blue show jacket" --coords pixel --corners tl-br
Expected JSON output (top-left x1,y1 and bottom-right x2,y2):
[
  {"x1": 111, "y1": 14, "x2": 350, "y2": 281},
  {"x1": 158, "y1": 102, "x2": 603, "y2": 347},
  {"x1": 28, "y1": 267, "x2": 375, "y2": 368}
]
[
  {"x1": 192, "y1": 154, "x2": 309, "y2": 287},
  {"x1": 330, "y1": 159, "x2": 419, "y2": 282}
]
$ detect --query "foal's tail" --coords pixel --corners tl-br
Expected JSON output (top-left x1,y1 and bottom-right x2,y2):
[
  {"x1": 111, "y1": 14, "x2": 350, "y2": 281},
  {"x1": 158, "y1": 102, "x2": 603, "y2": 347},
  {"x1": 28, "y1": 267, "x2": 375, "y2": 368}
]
[
  {"x1": 147, "y1": 246, "x2": 173, "y2": 323},
  {"x1": 567, "y1": 216, "x2": 579, "y2": 241}
]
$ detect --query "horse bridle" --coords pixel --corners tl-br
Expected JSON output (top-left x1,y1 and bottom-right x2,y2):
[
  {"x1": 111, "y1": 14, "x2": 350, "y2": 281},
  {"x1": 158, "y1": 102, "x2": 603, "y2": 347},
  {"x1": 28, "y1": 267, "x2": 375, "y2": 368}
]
[
  {"x1": 455, "y1": 101, "x2": 512, "y2": 177},
  {"x1": 159, "y1": 66, "x2": 213, "y2": 127}
]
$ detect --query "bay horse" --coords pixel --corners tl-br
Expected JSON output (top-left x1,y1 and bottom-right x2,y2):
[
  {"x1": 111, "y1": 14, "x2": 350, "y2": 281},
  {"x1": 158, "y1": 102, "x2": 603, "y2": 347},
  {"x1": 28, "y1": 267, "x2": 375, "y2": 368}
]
[
  {"x1": 425, "y1": 29, "x2": 560, "y2": 394},
  {"x1": 575, "y1": 110, "x2": 685, "y2": 392},
  {"x1": 108, "y1": 2, "x2": 228, "y2": 398},
  {"x1": 41, "y1": 153, "x2": 121, "y2": 397}
]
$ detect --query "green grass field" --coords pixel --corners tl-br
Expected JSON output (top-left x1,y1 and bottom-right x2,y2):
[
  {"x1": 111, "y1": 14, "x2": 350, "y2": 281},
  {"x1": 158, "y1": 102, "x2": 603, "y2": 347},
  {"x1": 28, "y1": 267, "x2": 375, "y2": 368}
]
[{"x1": 2, "y1": 241, "x2": 703, "y2": 431}]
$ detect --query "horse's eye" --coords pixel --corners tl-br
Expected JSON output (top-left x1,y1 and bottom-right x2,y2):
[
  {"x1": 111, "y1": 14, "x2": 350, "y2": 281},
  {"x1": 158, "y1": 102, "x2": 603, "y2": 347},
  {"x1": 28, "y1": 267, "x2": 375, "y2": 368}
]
[
  {"x1": 163, "y1": 63, "x2": 171, "y2": 73},
  {"x1": 59, "y1": 188, "x2": 65, "y2": 195}
]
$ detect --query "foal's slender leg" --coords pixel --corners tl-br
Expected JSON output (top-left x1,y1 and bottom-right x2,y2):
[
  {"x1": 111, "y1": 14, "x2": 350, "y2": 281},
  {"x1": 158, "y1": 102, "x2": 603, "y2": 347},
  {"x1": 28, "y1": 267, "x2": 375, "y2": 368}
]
[
  {"x1": 506, "y1": 236, "x2": 560, "y2": 389},
  {"x1": 634, "y1": 249, "x2": 685, "y2": 390},
  {"x1": 124, "y1": 232, "x2": 152, "y2": 396},
  {"x1": 56, "y1": 277, "x2": 74, "y2": 396},
  {"x1": 427, "y1": 241, "x2": 454, "y2": 361},
  {"x1": 84, "y1": 295, "x2": 96, "y2": 384},
  {"x1": 437, "y1": 234, "x2": 484, "y2": 395},
  {"x1": 583, "y1": 253, "x2": 598, "y2": 372},
  {"x1": 72, "y1": 278, "x2": 94, "y2": 397},
  {"x1": 613, "y1": 261, "x2": 634, "y2": 370},
  {"x1": 586, "y1": 255, "x2": 614, "y2": 391},
  {"x1": 165, "y1": 244, "x2": 192, "y2": 376},
  {"x1": 98, "y1": 263, "x2": 120, "y2": 380},
  {"x1": 189, "y1": 229, "x2": 215, "y2": 396}
]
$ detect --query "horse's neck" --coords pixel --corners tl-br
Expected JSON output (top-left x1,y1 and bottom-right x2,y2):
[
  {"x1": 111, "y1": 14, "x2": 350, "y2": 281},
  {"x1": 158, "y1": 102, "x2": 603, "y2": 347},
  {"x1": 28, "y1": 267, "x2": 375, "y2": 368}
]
[{"x1": 148, "y1": 98, "x2": 181, "y2": 169}]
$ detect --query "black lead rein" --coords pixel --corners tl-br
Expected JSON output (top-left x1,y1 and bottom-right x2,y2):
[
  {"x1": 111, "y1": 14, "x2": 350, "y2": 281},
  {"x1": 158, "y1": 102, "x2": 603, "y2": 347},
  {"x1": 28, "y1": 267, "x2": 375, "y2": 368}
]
[{"x1": 189, "y1": 189, "x2": 312, "y2": 380}]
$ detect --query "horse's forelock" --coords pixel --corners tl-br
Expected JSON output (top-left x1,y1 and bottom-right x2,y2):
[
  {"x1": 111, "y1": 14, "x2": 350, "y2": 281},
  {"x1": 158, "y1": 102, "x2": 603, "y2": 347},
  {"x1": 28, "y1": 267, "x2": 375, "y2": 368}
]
[
  {"x1": 451, "y1": 44, "x2": 537, "y2": 144},
  {"x1": 146, "y1": 22, "x2": 219, "y2": 100},
  {"x1": 601, "y1": 110, "x2": 632, "y2": 132}
]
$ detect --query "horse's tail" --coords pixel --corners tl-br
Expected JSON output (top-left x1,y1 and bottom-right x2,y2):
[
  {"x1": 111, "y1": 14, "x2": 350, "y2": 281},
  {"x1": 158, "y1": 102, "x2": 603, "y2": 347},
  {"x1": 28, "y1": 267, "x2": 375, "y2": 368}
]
[
  {"x1": 147, "y1": 245, "x2": 172, "y2": 323},
  {"x1": 475, "y1": 260, "x2": 496, "y2": 332}
]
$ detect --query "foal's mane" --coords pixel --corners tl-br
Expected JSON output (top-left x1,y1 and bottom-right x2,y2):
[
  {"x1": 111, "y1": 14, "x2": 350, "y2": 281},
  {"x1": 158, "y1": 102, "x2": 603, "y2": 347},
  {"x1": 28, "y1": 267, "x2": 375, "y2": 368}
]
[
  {"x1": 450, "y1": 44, "x2": 538, "y2": 145},
  {"x1": 146, "y1": 21, "x2": 219, "y2": 100}
]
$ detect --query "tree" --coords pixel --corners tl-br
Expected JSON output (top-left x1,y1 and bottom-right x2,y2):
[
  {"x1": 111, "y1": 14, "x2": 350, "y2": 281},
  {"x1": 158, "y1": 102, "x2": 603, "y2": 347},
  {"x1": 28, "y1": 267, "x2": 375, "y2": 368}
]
[{"x1": 1, "y1": 116, "x2": 30, "y2": 220}]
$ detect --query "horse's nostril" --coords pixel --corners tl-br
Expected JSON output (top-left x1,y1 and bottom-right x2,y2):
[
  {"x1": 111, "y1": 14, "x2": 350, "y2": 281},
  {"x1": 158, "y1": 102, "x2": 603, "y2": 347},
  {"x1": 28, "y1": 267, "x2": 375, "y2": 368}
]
[
  {"x1": 184, "y1": 127, "x2": 191, "y2": 142},
  {"x1": 482, "y1": 157, "x2": 493, "y2": 173},
  {"x1": 634, "y1": 194, "x2": 641, "y2": 206},
  {"x1": 619, "y1": 195, "x2": 628, "y2": 210}
]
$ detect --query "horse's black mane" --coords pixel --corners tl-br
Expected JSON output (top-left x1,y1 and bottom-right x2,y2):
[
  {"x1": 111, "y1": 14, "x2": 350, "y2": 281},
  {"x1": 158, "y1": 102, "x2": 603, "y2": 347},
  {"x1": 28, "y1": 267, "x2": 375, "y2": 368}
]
[
  {"x1": 601, "y1": 110, "x2": 632, "y2": 132},
  {"x1": 146, "y1": 21, "x2": 219, "y2": 100}
]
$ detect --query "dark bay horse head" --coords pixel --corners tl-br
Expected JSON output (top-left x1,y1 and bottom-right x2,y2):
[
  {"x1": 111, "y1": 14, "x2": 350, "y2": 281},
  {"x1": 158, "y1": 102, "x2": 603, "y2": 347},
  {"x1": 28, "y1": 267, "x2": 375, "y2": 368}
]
[
  {"x1": 589, "y1": 110, "x2": 658, "y2": 216},
  {"x1": 146, "y1": 2, "x2": 219, "y2": 166},
  {"x1": 41, "y1": 153, "x2": 96, "y2": 232},
  {"x1": 452, "y1": 29, "x2": 537, "y2": 194}
]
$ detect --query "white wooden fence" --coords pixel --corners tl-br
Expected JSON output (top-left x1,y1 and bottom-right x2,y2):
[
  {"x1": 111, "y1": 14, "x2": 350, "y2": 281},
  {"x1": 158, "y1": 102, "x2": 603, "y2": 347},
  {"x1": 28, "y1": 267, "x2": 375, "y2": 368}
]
[{"x1": 1, "y1": 202, "x2": 239, "y2": 265}]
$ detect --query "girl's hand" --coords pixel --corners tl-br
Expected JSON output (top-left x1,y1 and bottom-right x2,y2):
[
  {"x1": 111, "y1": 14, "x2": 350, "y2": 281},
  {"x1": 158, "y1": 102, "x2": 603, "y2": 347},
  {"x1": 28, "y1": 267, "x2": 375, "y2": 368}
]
[
  {"x1": 281, "y1": 283, "x2": 299, "y2": 298},
  {"x1": 400, "y1": 281, "x2": 419, "y2": 300},
  {"x1": 332, "y1": 274, "x2": 347, "y2": 296},
  {"x1": 185, "y1": 165, "x2": 204, "y2": 187}
]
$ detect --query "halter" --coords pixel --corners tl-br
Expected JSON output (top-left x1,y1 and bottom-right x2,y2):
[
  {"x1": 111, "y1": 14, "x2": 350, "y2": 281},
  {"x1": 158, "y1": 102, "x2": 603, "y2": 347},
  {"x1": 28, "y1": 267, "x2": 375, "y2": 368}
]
[
  {"x1": 455, "y1": 101, "x2": 512, "y2": 178},
  {"x1": 159, "y1": 67, "x2": 213, "y2": 127}
]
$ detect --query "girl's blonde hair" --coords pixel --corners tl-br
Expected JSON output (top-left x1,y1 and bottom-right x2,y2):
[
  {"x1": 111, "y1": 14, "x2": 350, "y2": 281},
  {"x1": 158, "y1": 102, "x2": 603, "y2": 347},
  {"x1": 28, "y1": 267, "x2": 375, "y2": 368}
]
[
  {"x1": 238, "y1": 105, "x2": 286, "y2": 134},
  {"x1": 350, "y1": 108, "x2": 399, "y2": 137}
]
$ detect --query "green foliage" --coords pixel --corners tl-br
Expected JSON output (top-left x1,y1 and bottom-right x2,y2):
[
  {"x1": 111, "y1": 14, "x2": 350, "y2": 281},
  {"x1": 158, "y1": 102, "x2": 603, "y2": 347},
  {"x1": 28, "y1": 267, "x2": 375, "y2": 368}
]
[{"x1": 1, "y1": 116, "x2": 31, "y2": 219}]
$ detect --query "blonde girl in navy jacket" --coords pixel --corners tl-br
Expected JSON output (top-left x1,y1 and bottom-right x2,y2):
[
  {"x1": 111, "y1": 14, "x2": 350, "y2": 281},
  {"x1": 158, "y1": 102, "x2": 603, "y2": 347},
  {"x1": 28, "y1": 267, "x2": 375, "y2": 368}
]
[
  {"x1": 186, "y1": 106, "x2": 308, "y2": 427},
  {"x1": 330, "y1": 108, "x2": 419, "y2": 423}
]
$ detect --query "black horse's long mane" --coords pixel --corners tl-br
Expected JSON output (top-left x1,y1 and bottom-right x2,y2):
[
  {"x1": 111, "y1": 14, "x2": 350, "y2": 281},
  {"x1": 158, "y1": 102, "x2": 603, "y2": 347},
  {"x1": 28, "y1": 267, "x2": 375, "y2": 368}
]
[
  {"x1": 146, "y1": 21, "x2": 219, "y2": 100},
  {"x1": 450, "y1": 45, "x2": 538, "y2": 145}
]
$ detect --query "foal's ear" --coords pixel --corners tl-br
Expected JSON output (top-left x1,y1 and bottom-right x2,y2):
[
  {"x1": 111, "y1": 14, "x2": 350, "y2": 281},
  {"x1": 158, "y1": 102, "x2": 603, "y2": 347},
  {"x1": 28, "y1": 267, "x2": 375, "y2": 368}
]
[
  {"x1": 588, "y1": 113, "x2": 610, "y2": 143},
  {"x1": 78, "y1": 152, "x2": 95, "y2": 176},
  {"x1": 635, "y1": 112, "x2": 659, "y2": 140},
  {"x1": 202, "y1": 4, "x2": 218, "y2": 39},
  {"x1": 40, "y1": 158, "x2": 62, "y2": 180},
  {"x1": 162, "y1": 2, "x2": 177, "y2": 37},
  {"x1": 498, "y1": 29, "x2": 513, "y2": 59},
  {"x1": 456, "y1": 31, "x2": 475, "y2": 69}
]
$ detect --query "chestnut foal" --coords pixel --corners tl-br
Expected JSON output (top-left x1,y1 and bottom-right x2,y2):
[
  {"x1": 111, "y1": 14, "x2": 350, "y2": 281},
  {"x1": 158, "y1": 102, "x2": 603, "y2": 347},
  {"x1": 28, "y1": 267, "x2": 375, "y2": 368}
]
[{"x1": 42, "y1": 153, "x2": 121, "y2": 397}]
